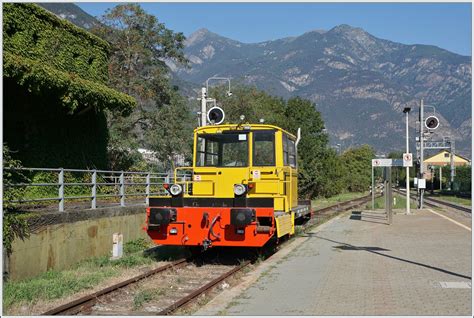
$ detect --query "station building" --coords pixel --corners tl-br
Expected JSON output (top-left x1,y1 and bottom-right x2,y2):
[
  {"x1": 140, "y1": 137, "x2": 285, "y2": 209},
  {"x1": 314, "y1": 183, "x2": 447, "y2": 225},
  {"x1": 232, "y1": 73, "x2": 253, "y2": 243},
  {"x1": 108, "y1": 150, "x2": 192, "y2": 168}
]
[{"x1": 423, "y1": 150, "x2": 470, "y2": 180}]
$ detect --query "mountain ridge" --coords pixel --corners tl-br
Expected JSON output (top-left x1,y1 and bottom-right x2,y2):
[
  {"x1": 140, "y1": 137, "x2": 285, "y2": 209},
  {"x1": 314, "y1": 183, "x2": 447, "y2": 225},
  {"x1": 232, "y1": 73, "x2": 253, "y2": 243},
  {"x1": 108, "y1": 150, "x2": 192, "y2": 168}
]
[
  {"x1": 37, "y1": 3, "x2": 471, "y2": 156},
  {"x1": 172, "y1": 25, "x2": 471, "y2": 156}
]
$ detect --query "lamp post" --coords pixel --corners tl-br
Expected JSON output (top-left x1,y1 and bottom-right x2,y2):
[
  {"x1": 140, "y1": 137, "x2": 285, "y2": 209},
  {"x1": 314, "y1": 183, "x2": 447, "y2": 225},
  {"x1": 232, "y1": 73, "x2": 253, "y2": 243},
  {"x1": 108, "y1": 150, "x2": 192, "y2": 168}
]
[{"x1": 403, "y1": 106, "x2": 411, "y2": 214}]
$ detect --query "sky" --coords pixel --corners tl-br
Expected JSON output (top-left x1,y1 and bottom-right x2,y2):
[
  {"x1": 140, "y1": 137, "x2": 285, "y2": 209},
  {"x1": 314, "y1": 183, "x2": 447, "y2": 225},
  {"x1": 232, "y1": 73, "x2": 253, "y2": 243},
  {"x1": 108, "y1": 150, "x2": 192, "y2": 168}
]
[{"x1": 77, "y1": 2, "x2": 472, "y2": 56}]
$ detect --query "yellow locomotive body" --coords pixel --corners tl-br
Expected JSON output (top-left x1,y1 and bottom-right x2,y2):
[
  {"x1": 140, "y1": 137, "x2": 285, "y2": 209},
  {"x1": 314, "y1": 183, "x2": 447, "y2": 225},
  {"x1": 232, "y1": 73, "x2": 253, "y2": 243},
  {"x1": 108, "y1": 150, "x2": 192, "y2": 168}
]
[{"x1": 146, "y1": 123, "x2": 312, "y2": 249}]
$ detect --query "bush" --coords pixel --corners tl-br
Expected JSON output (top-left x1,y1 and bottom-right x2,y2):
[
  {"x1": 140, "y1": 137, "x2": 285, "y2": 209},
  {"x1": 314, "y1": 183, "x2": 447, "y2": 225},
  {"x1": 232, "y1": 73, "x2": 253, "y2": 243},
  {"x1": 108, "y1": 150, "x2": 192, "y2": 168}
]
[{"x1": 3, "y1": 144, "x2": 30, "y2": 256}]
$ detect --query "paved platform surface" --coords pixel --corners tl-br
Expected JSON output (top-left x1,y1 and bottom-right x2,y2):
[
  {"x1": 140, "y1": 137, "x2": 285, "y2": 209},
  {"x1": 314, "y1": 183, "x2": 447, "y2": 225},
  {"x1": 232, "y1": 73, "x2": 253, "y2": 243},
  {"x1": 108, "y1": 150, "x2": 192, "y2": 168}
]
[{"x1": 218, "y1": 209, "x2": 471, "y2": 315}]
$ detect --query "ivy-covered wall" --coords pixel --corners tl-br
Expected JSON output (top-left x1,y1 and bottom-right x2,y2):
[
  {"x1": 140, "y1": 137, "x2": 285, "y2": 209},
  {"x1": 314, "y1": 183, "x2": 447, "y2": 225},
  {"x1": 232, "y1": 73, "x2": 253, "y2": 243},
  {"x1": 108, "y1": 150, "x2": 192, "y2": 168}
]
[
  {"x1": 4, "y1": 78, "x2": 109, "y2": 169},
  {"x1": 3, "y1": 3, "x2": 135, "y2": 169},
  {"x1": 3, "y1": 3, "x2": 109, "y2": 83}
]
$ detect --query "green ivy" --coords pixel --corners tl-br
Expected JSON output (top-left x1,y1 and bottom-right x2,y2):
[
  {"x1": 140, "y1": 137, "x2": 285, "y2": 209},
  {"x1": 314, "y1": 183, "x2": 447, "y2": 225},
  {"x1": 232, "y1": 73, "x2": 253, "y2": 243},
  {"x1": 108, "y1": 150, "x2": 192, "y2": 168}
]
[
  {"x1": 3, "y1": 3, "x2": 109, "y2": 83},
  {"x1": 3, "y1": 144, "x2": 30, "y2": 257},
  {"x1": 4, "y1": 52, "x2": 136, "y2": 115}
]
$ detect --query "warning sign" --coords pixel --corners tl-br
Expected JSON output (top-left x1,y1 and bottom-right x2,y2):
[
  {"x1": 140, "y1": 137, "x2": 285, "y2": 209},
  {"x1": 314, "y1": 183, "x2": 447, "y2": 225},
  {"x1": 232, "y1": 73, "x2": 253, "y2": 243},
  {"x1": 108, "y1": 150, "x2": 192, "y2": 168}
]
[
  {"x1": 372, "y1": 159, "x2": 392, "y2": 167},
  {"x1": 403, "y1": 153, "x2": 413, "y2": 167},
  {"x1": 372, "y1": 158, "x2": 404, "y2": 167},
  {"x1": 252, "y1": 170, "x2": 261, "y2": 179}
]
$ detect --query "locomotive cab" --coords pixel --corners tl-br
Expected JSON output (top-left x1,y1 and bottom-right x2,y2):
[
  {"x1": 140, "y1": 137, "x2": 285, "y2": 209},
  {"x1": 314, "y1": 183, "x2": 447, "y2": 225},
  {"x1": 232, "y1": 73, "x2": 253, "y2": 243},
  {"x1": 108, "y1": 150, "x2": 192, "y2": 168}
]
[{"x1": 146, "y1": 124, "x2": 312, "y2": 249}]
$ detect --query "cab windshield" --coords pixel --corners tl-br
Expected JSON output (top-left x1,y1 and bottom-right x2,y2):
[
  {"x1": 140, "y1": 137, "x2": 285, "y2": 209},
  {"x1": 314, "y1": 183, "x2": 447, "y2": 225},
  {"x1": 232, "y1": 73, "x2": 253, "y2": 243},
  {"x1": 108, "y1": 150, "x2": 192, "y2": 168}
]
[{"x1": 196, "y1": 133, "x2": 249, "y2": 167}]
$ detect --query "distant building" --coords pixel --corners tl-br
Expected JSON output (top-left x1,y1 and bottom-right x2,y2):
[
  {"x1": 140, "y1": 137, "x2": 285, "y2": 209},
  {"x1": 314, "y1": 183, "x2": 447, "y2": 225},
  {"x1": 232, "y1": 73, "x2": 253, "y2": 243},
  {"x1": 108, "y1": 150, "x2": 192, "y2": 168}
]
[{"x1": 423, "y1": 150, "x2": 470, "y2": 180}]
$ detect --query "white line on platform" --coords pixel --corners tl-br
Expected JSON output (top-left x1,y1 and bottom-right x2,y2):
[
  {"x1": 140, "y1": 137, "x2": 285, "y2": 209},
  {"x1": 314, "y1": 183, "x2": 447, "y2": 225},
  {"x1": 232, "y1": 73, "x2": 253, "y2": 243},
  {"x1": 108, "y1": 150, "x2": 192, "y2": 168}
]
[
  {"x1": 428, "y1": 209, "x2": 471, "y2": 232},
  {"x1": 439, "y1": 281, "x2": 472, "y2": 289}
]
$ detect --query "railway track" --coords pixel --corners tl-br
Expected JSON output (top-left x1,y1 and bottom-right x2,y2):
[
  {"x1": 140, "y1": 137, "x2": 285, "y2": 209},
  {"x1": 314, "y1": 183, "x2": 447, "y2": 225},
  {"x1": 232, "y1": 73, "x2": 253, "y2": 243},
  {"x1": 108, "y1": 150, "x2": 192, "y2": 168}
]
[
  {"x1": 423, "y1": 196, "x2": 471, "y2": 214},
  {"x1": 393, "y1": 188, "x2": 471, "y2": 214},
  {"x1": 42, "y1": 255, "x2": 251, "y2": 316},
  {"x1": 315, "y1": 194, "x2": 375, "y2": 216},
  {"x1": 41, "y1": 194, "x2": 373, "y2": 316}
]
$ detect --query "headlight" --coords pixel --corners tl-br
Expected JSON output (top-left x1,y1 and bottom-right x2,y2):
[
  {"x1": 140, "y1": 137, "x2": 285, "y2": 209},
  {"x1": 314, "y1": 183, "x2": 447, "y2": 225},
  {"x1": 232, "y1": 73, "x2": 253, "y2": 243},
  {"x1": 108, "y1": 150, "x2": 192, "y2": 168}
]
[
  {"x1": 169, "y1": 184, "x2": 183, "y2": 196},
  {"x1": 233, "y1": 184, "x2": 247, "y2": 196}
]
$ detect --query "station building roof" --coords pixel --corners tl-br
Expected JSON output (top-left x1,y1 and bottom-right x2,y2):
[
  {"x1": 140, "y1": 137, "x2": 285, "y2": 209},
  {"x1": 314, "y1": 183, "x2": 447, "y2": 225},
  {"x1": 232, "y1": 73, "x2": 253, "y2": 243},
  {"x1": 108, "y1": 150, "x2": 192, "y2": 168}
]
[{"x1": 423, "y1": 150, "x2": 470, "y2": 167}]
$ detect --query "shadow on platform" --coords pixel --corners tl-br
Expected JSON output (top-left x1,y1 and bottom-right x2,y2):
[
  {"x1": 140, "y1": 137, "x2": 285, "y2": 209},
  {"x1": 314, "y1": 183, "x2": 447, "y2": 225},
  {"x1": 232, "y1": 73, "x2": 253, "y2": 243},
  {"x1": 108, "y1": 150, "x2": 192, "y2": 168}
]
[
  {"x1": 304, "y1": 233, "x2": 471, "y2": 280},
  {"x1": 349, "y1": 210, "x2": 388, "y2": 224}
]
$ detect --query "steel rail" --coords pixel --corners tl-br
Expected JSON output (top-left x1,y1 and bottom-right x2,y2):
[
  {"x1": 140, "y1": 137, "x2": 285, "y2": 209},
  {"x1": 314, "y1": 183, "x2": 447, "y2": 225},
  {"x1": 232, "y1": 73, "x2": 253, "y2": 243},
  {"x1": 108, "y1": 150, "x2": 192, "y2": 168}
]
[
  {"x1": 393, "y1": 188, "x2": 471, "y2": 214},
  {"x1": 315, "y1": 194, "x2": 374, "y2": 215},
  {"x1": 423, "y1": 197, "x2": 471, "y2": 213},
  {"x1": 157, "y1": 260, "x2": 252, "y2": 315},
  {"x1": 41, "y1": 258, "x2": 189, "y2": 316}
]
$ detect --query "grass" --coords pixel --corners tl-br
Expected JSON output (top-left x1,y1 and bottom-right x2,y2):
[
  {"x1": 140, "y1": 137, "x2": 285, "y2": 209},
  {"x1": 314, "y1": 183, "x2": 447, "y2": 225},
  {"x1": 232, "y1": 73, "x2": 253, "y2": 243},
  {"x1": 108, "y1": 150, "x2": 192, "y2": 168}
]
[
  {"x1": 433, "y1": 195, "x2": 471, "y2": 207},
  {"x1": 366, "y1": 194, "x2": 417, "y2": 210},
  {"x1": 133, "y1": 289, "x2": 155, "y2": 310},
  {"x1": 3, "y1": 238, "x2": 161, "y2": 313},
  {"x1": 312, "y1": 191, "x2": 367, "y2": 210}
]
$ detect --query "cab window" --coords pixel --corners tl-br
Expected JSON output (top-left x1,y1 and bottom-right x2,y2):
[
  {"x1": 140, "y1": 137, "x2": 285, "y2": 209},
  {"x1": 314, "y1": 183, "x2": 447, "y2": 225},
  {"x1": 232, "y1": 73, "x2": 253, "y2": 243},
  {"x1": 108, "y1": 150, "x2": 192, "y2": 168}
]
[
  {"x1": 196, "y1": 133, "x2": 248, "y2": 167},
  {"x1": 283, "y1": 133, "x2": 297, "y2": 168},
  {"x1": 253, "y1": 130, "x2": 275, "y2": 166}
]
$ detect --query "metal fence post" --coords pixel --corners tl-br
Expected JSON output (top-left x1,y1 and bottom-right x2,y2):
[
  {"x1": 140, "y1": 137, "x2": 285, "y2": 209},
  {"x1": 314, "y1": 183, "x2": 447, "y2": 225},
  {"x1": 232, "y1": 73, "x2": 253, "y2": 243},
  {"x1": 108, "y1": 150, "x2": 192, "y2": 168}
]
[
  {"x1": 91, "y1": 170, "x2": 97, "y2": 209},
  {"x1": 58, "y1": 168, "x2": 64, "y2": 212},
  {"x1": 120, "y1": 172, "x2": 125, "y2": 207},
  {"x1": 146, "y1": 173, "x2": 151, "y2": 205}
]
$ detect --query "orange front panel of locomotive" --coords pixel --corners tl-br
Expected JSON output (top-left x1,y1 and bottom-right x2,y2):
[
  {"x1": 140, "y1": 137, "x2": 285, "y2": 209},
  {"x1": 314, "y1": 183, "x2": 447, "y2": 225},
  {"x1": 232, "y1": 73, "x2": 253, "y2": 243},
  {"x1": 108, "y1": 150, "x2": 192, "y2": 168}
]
[{"x1": 145, "y1": 207, "x2": 275, "y2": 247}]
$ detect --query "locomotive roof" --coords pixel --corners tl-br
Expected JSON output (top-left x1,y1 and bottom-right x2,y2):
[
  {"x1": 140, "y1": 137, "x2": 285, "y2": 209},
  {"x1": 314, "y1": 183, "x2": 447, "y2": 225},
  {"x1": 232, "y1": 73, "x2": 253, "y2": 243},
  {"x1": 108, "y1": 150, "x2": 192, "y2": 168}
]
[{"x1": 194, "y1": 124, "x2": 296, "y2": 139}]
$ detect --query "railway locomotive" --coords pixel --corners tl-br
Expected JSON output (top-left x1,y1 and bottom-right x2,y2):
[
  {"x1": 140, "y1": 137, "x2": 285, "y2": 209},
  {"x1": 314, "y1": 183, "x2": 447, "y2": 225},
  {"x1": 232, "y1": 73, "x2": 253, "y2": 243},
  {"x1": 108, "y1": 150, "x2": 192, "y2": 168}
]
[{"x1": 145, "y1": 109, "x2": 312, "y2": 249}]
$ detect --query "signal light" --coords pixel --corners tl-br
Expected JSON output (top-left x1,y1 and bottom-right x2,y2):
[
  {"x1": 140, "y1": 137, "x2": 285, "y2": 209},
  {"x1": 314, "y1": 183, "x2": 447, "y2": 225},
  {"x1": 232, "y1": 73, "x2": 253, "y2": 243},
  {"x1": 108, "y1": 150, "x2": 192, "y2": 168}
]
[{"x1": 425, "y1": 116, "x2": 439, "y2": 130}]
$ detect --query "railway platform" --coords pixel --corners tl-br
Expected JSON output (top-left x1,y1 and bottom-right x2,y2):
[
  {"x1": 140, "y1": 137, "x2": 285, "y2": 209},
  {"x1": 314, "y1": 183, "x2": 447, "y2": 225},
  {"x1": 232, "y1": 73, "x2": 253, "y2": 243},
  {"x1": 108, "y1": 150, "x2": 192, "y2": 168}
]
[{"x1": 197, "y1": 207, "x2": 472, "y2": 315}]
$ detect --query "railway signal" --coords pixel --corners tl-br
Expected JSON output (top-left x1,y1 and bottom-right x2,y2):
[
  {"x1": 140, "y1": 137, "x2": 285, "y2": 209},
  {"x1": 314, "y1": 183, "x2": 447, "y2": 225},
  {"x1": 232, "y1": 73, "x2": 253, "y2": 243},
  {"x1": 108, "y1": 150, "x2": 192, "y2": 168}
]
[
  {"x1": 207, "y1": 106, "x2": 225, "y2": 125},
  {"x1": 425, "y1": 115, "x2": 440, "y2": 130}
]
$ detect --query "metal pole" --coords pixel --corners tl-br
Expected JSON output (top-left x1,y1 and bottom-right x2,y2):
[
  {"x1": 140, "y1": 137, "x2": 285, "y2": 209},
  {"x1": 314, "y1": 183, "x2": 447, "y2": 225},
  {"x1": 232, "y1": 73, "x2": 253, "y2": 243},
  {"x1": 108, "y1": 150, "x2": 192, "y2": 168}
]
[
  {"x1": 388, "y1": 166, "x2": 393, "y2": 224},
  {"x1": 91, "y1": 170, "x2": 97, "y2": 209},
  {"x1": 146, "y1": 173, "x2": 151, "y2": 206},
  {"x1": 405, "y1": 110, "x2": 411, "y2": 215},
  {"x1": 58, "y1": 168, "x2": 64, "y2": 212},
  {"x1": 383, "y1": 168, "x2": 386, "y2": 212},
  {"x1": 372, "y1": 166, "x2": 375, "y2": 209},
  {"x1": 201, "y1": 87, "x2": 207, "y2": 127},
  {"x1": 431, "y1": 167, "x2": 434, "y2": 194},
  {"x1": 450, "y1": 140, "x2": 455, "y2": 189},
  {"x1": 419, "y1": 99, "x2": 424, "y2": 209},
  {"x1": 439, "y1": 166, "x2": 442, "y2": 191},
  {"x1": 120, "y1": 172, "x2": 125, "y2": 207}
]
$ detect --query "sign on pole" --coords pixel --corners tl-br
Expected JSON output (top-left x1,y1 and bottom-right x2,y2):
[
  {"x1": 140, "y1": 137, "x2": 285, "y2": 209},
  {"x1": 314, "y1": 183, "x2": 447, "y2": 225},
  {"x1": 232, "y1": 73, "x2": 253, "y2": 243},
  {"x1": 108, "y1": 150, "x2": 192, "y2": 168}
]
[
  {"x1": 372, "y1": 159, "x2": 392, "y2": 167},
  {"x1": 403, "y1": 153, "x2": 413, "y2": 167},
  {"x1": 372, "y1": 159, "x2": 405, "y2": 167},
  {"x1": 418, "y1": 178, "x2": 426, "y2": 189}
]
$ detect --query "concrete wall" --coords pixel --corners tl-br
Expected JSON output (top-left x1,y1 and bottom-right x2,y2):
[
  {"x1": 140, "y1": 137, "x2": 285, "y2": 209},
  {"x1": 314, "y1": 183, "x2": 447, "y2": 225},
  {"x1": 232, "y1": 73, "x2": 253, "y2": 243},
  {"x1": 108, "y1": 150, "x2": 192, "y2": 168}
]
[{"x1": 6, "y1": 205, "x2": 150, "y2": 281}]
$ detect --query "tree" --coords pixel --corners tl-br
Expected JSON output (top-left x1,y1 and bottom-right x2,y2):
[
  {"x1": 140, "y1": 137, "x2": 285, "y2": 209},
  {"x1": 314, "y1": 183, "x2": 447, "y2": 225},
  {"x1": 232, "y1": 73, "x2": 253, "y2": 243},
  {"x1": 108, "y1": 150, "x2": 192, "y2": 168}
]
[
  {"x1": 92, "y1": 4, "x2": 190, "y2": 170},
  {"x1": 146, "y1": 91, "x2": 194, "y2": 171},
  {"x1": 341, "y1": 145, "x2": 376, "y2": 192},
  {"x1": 209, "y1": 85, "x2": 287, "y2": 126},
  {"x1": 283, "y1": 97, "x2": 332, "y2": 198}
]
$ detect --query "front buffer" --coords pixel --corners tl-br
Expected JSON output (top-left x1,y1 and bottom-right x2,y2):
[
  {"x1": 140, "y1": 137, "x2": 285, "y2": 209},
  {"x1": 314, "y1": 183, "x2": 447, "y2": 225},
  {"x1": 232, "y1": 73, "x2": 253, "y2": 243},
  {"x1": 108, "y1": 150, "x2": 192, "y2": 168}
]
[{"x1": 146, "y1": 206, "x2": 275, "y2": 249}]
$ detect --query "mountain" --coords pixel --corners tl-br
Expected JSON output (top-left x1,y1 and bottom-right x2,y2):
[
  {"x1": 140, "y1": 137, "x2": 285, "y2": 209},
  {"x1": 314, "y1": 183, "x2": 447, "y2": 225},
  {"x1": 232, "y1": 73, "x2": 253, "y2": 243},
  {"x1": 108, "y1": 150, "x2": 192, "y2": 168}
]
[
  {"x1": 170, "y1": 26, "x2": 472, "y2": 156},
  {"x1": 35, "y1": 2, "x2": 471, "y2": 156},
  {"x1": 37, "y1": 3, "x2": 99, "y2": 29}
]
